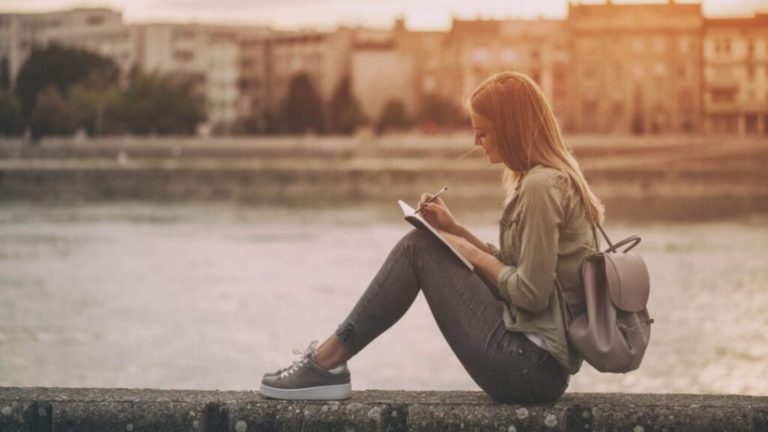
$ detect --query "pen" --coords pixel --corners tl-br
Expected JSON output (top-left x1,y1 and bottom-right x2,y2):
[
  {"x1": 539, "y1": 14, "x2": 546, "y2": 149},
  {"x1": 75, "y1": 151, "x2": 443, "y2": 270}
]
[
  {"x1": 415, "y1": 186, "x2": 448, "y2": 214},
  {"x1": 457, "y1": 146, "x2": 482, "y2": 159}
]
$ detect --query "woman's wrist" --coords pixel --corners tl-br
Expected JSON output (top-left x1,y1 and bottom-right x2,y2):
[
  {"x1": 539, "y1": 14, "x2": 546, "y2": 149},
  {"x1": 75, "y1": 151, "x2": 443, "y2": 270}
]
[{"x1": 448, "y1": 221, "x2": 465, "y2": 236}]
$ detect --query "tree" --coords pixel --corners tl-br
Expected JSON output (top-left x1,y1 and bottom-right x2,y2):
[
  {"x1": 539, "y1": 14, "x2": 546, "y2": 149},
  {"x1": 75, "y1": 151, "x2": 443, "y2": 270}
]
[
  {"x1": 29, "y1": 85, "x2": 77, "y2": 140},
  {"x1": 0, "y1": 58, "x2": 10, "y2": 91},
  {"x1": 14, "y1": 44, "x2": 119, "y2": 119},
  {"x1": 0, "y1": 91, "x2": 22, "y2": 135},
  {"x1": 280, "y1": 72, "x2": 325, "y2": 134},
  {"x1": 111, "y1": 73, "x2": 205, "y2": 135},
  {"x1": 417, "y1": 93, "x2": 465, "y2": 130},
  {"x1": 376, "y1": 99, "x2": 413, "y2": 134},
  {"x1": 67, "y1": 70, "x2": 121, "y2": 136},
  {"x1": 328, "y1": 76, "x2": 367, "y2": 134}
]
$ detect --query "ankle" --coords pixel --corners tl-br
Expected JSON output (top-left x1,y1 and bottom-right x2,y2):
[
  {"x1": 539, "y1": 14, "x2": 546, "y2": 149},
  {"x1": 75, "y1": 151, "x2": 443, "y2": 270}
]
[{"x1": 312, "y1": 350, "x2": 341, "y2": 370}]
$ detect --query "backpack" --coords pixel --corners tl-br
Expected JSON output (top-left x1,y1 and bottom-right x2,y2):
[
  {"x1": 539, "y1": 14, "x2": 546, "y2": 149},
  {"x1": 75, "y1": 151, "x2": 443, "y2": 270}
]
[{"x1": 556, "y1": 224, "x2": 654, "y2": 373}]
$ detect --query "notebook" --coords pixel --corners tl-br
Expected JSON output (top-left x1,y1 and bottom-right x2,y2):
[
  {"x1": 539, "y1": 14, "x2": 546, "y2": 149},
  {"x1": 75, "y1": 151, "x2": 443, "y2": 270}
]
[{"x1": 397, "y1": 199, "x2": 474, "y2": 271}]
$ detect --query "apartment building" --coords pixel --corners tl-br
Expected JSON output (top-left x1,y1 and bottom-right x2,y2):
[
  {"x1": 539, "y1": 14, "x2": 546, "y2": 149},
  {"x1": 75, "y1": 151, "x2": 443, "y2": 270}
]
[
  {"x1": 267, "y1": 28, "x2": 353, "y2": 118},
  {"x1": 348, "y1": 23, "x2": 415, "y2": 123},
  {"x1": 238, "y1": 33, "x2": 271, "y2": 130},
  {"x1": 703, "y1": 13, "x2": 768, "y2": 135},
  {"x1": 566, "y1": 0, "x2": 704, "y2": 134},
  {"x1": 446, "y1": 18, "x2": 570, "y2": 129},
  {"x1": 4, "y1": 3, "x2": 767, "y2": 136},
  {"x1": 0, "y1": 8, "x2": 134, "y2": 83},
  {"x1": 135, "y1": 23, "x2": 267, "y2": 130}
]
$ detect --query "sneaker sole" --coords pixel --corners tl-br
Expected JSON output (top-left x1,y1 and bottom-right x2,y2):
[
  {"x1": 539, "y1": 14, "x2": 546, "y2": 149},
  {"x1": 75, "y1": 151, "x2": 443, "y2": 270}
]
[{"x1": 259, "y1": 382, "x2": 352, "y2": 400}]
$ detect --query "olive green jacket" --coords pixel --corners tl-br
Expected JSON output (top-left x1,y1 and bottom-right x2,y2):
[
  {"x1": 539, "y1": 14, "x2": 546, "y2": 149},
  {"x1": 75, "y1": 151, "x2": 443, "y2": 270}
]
[{"x1": 486, "y1": 165, "x2": 597, "y2": 374}]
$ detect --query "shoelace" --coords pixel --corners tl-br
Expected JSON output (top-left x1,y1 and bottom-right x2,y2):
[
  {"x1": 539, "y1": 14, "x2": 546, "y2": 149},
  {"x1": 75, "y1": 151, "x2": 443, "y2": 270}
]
[{"x1": 279, "y1": 340, "x2": 318, "y2": 379}]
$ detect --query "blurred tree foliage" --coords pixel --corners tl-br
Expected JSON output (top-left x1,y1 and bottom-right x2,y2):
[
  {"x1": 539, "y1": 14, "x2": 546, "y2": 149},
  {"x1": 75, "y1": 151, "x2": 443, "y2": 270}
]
[
  {"x1": 418, "y1": 93, "x2": 467, "y2": 130},
  {"x1": 376, "y1": 99, "x2": 413, "y2": 134},
  {"x1": 111, "y1": 73, "x2": 205, "y2": 135},
  {"x1": 15, "y1": 44, "x2": 119, "y2": 119},
  {"x1": 29, "y1": 85, "x2": 77, "y2": 139},
  {"x1": 328, "y1": 76, "x2": 367, "y2": 134},
  {"x1": 280, "y1": 72, "x2": 325, "y2": 134},
  {"x1": 0, "y1": 91, "x2": 22, "y2": 135},
  {"x1": 7, "y1": 46, "x2": 205, "y2": 138},
  {"x1": 0, "y1": 58, "x2": 11, "y2": 91}
]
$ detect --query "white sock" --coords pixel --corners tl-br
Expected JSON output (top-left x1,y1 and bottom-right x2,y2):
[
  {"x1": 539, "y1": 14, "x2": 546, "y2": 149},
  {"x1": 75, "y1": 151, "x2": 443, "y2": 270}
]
[{"x1": 311, "y1": 351, "x2": 345, "y2": 374}]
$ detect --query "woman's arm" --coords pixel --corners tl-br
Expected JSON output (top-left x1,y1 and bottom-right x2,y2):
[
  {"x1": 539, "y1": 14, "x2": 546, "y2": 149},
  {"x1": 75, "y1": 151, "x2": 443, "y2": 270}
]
[
  {"x1": 449, "y1": 223, "x2": 492, "y2": 254},
  {"x1": 435, "y1": 230, "x2": 506, "y2": 292},
  {"x1": 495, "y1": 172, "x2": 565, "y2": 313}
]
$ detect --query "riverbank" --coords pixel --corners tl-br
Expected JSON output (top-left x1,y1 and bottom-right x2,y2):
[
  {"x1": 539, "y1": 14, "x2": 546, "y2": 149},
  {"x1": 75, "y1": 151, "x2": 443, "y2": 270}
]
[
  {"x1": 1, "y1": 387, "x2": 767, "y2": 431},
  {"x1": 0, "y1": 134, "x2": 766, "y2": 219}
]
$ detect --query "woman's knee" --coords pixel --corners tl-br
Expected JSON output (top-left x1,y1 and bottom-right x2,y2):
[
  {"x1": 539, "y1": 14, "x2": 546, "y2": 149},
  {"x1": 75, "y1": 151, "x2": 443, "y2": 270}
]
[{"x1": 399, "y1": 228, "x2": 444, "y2": 252}]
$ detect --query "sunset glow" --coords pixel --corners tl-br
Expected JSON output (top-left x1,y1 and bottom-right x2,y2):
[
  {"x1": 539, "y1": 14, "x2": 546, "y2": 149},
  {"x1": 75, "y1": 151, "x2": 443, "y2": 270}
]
[{"x1": 0, "y1": 0, "x2": 765, "y2": 30}]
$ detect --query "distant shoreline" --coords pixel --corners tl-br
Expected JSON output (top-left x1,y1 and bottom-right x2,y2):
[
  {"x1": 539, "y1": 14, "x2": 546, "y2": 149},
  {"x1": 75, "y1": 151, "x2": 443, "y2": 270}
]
[{"x1": 1, "y1": 135, "x2": 765, "y2": 221}]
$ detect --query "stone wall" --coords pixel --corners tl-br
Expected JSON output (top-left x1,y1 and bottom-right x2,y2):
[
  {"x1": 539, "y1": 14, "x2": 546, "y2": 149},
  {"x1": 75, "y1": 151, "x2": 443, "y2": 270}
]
[{"x1": 1, "y1": 388, "x2": 767, "y2": 432}]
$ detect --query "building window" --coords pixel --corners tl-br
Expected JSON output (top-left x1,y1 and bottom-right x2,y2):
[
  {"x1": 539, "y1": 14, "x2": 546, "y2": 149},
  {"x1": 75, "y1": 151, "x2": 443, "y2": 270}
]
[
  {"x1": 679, "y1": 37, "x2": 691, "y2": 54},
  {"x1": 531, "y1": 69, "x2": 541, "y2": 84},
  {"x1": 653, "y1": 36, "x2": 665, "y2": 53},
  {"x1": 678, "y1": 64, "x2": 687, "y2": 80},
  {"x1": 633, "y1": 37, "x2": 644, "y2": 54},
  {"x1": 583, "y1": 64, "x2": 595, "y2": 81},
  {"x1": 173, "y1": 50, "x2": 194, "y2": 62},
  {"x1": 423, "y1": 75, "x2": 436, "y2": 92},
  {"x1": 710, "y1": 88, "x2": 736, "y2": 103},
  {"x1": 679, "y1": 89, "x2": 693, "y2": 111},
  {"x1": 653, "y1": 62, "x2": 665, "y2": 77},
  {"x1": 713, "y1": 65, "x2": 732, "y2": 80},
  {"x1": 633, "y1": 63, "x2": 644, "y2": 81},
  {"x1": 501, "y1": 48, "x2": 517, "y2": 64},
  {"x1": 86, "y1": 15, "x2": 105, "y2": 26},
  {"x1": 582, "y1": 97, "x2": 598, "y2": 115},
  {"x1": 473, "y1": 47, "x2": 490, "y2": 65},
  {"x1": 714, "y1": 38, "x2": 732, "y2": 55},
  {"x1": 530, "y1": 48, "x2": 541, "y2": 62}
]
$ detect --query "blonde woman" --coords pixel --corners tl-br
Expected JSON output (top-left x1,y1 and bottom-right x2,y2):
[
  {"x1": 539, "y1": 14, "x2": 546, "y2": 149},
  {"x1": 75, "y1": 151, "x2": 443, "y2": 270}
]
[{"x1": 260, "y1": 70, "x2": 603, "y2": 403}]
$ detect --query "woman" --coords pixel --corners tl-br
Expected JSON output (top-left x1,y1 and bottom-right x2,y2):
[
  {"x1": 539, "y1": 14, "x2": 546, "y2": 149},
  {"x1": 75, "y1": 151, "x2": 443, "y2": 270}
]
[{"x1": 259, "y1": 70, "x2": 604, "y2": 403}]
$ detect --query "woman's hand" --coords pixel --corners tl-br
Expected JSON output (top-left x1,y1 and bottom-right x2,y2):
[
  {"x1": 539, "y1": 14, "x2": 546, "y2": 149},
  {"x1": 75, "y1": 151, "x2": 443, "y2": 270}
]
[{"x1": 418, "y1": 193, "x2": 460, "y2": 234}]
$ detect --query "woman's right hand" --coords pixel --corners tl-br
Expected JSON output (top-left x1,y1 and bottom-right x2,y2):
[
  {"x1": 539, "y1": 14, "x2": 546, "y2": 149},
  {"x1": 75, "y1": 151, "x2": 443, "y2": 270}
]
[{"x1": 418, "y1": 193, "x2": 460, "y2": 234}]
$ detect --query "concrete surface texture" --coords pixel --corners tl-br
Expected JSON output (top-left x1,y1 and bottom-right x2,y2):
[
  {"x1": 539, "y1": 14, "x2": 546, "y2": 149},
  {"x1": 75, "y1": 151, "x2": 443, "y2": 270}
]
[{"x1": 1, "y1": 387, "x2": 767, "y2": 431}]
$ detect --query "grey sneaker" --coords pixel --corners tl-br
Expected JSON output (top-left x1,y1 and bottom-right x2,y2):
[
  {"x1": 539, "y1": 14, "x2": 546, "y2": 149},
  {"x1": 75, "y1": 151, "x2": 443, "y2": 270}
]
[
  {"x1": 260, "y1": 340, "x2": 351, "y2": 400},
  {"x1": 261, "y1": 341, "x2": 320, "y2": 378}
]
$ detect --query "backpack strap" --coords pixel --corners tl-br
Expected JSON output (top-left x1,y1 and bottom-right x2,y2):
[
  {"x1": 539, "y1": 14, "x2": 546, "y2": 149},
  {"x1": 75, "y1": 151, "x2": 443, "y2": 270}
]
[{"x1": 596, "y1": 223, "x2": 641, "y2": 253}]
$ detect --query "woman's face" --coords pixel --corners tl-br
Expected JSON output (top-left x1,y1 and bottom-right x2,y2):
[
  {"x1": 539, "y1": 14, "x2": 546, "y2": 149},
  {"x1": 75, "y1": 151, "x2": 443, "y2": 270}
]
[{"x1": 470, "y1": 111, "x2": 502, "y2": 164}]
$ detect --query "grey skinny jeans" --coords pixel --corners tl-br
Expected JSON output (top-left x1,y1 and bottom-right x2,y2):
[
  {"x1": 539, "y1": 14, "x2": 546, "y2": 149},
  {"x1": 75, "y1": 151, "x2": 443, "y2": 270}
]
[{"x1": 334, "y1": 228, "x2": 570, "y2": 403}]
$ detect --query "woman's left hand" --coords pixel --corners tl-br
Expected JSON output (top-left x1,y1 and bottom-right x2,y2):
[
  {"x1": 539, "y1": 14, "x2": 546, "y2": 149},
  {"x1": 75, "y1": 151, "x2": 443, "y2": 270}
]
[{"x1": 436, "y1": 229, "x2": 482, "y2": 264}]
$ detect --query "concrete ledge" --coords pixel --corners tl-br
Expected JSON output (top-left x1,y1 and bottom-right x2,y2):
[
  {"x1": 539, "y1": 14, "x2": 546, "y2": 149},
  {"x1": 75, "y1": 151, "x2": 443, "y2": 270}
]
[{"x1": 1, "y1": 387, "x2": 767, "y2": 432}]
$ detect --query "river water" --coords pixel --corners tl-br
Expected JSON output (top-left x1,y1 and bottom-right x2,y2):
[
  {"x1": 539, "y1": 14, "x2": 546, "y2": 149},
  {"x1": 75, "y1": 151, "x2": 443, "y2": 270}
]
[{"x1": 0, "y1": 202, "x2": 766, "y2": 396}]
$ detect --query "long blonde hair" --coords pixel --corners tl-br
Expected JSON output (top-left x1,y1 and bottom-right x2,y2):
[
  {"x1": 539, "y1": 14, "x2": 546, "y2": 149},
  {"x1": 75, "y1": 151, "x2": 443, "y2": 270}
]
[{"x1": 462, "y1": 70, "x2": 605, "y2": 225}]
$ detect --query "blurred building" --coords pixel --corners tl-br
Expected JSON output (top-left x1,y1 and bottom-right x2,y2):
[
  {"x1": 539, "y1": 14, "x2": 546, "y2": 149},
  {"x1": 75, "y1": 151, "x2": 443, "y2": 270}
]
[
  {"x1": 134, "y1": 24, "x2": 265, "y2": 131},
  {"x1": 238, "y1": 34, "x2": 271, "y2": 130},
  {"x1": 392, "y1": 18, "x2": 452, "y2": 124},
  {"x1": 703, "y1": 13, "x2": 768, "y2": 135},
  {"x1": 446, "y1": 17, "x2": 569, "y2": 130},
  {"x1": 0, "y1": 8, "x2": 135, "y2": 83},
  {"x1": 267, "y1": 28, "x2": 353, "y2": 119},
  {"x1": 566, "y1": 0, "x2": 704, "y2": 134},
  {"x1": 348, "y1": 23, "x2": 415, "y2": 124},
  {"x1": 3, "y1": 4, "x2": 768, "y2": 136}
]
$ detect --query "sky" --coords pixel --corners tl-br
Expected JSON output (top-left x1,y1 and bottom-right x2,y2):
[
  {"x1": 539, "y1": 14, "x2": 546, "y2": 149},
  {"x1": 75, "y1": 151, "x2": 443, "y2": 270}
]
[{"x1": 0, "y1": 0, "x2": 766, "y2": 30}]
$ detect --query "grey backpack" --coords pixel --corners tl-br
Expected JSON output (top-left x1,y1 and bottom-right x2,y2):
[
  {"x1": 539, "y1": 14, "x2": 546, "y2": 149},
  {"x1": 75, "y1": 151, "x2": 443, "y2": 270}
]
[{"x1": 556, "y1": 224, "x2": 654, "y2": 373}]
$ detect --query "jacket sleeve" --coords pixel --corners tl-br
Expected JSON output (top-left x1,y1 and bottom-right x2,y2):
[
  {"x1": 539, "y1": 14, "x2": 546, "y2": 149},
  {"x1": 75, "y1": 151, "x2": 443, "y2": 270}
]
[
  {"x1": 486, "y1": 242, "x2": 502, "y2": 260},
  {"x1": 495, "y1": 172, "x2": 565, "y2": 313}
]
